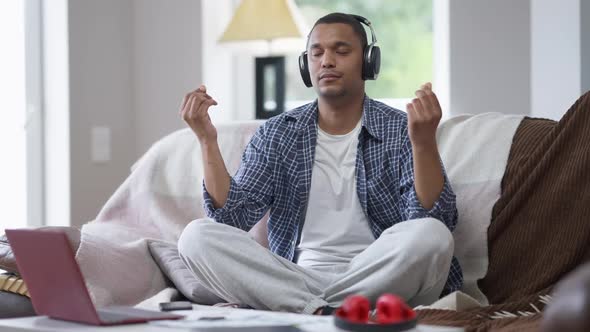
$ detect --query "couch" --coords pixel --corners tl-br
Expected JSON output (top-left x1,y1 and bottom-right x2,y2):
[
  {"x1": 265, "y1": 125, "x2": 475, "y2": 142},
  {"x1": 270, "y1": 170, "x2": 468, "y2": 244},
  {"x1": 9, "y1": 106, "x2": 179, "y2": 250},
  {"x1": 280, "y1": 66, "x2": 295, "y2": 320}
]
[{"x1": 1, "y1": 91, "x2": 589, "y2": 332}]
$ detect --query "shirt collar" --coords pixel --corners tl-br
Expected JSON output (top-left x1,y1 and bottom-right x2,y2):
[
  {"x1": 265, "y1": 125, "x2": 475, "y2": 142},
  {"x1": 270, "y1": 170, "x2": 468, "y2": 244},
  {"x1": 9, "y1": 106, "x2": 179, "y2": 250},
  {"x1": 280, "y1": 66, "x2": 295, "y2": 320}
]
[{"x1": 360, "y1": 96, "x2": 384, "y2": 141}]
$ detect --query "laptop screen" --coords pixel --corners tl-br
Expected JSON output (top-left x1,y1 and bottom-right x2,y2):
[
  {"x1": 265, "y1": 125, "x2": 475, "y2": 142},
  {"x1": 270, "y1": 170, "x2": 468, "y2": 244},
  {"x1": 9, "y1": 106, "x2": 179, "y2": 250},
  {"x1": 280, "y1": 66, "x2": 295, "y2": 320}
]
[{"x1": 5, "y1": 229, "x2": 101, "y2": 324}]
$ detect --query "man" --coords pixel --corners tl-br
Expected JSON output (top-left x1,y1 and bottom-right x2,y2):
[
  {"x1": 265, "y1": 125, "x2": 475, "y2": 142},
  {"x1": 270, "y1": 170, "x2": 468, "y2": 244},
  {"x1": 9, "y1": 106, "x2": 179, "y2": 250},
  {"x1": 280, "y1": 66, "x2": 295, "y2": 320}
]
[{"x1": 177, "y1": 13, "x2": 462, "y2": 315}]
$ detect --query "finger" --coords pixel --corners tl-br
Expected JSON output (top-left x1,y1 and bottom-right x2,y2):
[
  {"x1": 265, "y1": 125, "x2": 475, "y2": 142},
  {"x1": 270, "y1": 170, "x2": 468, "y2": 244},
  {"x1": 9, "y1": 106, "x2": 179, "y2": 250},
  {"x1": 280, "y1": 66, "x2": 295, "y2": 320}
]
[
  {"x1": 411, "y1": 97, "x2": 425, "y2": 116},
  {"x1": 423, "y1": 82, "x2": 432, "y2": 91},
  {"x1": 196, "y1": 91, "x2": 217, "y2": 105},
  {"x1": 188, "y1": 94, "x2": 206, "y2": 119},
  {"x1": 197, "y1": 98, "x2": 218, "y2": 116},
  {"x1": 193, "y1": 89, "x2": 213, "y2": 100},
  {"x1": 407, "y1": 102, "x2": 422, "y2": 122},
  {"x1": 195, "y1": 100, "x2": 215, "y2": 120},
  {"x1": 204, "y1": 97, "x2": 218, "y2": 106},
  {"x1": 415, "y1": 89, "x2": 434, "y2": 113},
  {"x1": 193, "y1": 92, "x2": 212, "y2": 112},
  {"x1": 406, "y1": 103, "x2": 414, "y2": 117},
  {"x1": 182, "y1": 95, "x2": 196, "y2": 120},
  {"x1": 180, "y1": 94, "x2": 190, "y2": 114},
  {"x1": 182, "y1": 89, "x2": 206, "y2": 113},
  {"x1": 421, "y1": 87, "x2": 442, "y2": 118},
  {"x1": 429, "y1": 91, "x2": 442, "y2": 117},
  {"x1": 197, "y1": 84, "x2": 206, "y2": 93}
]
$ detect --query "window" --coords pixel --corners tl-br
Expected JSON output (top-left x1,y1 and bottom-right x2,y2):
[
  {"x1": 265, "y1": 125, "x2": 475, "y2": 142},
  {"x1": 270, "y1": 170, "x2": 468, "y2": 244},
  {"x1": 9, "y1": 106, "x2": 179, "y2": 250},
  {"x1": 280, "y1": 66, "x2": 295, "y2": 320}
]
[
  {"x1": 286, "y1": 0, "x2": 433, "y2": 110},
  {"x1": 0, "y1": 0, "x2": 27, "y2": 229}
]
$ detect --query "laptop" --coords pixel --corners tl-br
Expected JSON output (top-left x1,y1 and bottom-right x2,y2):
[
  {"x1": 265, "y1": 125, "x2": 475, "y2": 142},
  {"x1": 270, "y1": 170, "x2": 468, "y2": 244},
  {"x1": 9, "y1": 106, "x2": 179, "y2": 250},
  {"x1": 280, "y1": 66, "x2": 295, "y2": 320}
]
[{"x1": 5, "y1": 229, "x2": 184, "y2": 326}]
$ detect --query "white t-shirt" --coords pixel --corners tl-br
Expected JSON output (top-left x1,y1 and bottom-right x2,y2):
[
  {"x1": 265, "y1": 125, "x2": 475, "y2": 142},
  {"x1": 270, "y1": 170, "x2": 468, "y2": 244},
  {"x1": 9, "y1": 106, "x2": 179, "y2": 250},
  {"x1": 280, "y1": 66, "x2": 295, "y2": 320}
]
[{"x1": 296, "y1": 120, "x2": 375, "y2": 270}]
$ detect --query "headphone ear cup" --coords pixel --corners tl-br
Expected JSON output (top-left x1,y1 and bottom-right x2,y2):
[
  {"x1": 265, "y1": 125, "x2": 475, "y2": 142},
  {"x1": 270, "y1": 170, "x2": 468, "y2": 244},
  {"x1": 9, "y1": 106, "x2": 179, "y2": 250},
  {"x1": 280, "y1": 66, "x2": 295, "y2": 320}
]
[
  {"x1": 299, "y1": 52, "x2": 313, "y2": 88},
  {"x1": 362, "y1": 46, "x2": 370, "y2": 80},
  {"x1": 363, "y1": 45, "x2": 381, "y2": 80},
  {"x1": 371, "y1": 45, "x2": 381, "y2": 79}
]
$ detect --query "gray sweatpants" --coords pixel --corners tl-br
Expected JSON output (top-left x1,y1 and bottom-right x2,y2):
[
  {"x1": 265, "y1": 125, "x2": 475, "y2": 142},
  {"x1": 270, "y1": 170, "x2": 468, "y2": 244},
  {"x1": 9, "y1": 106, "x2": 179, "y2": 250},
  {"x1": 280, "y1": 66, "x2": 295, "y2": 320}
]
[{"x1": 177, "y1": 217, "x2": 454, "y2": 314}]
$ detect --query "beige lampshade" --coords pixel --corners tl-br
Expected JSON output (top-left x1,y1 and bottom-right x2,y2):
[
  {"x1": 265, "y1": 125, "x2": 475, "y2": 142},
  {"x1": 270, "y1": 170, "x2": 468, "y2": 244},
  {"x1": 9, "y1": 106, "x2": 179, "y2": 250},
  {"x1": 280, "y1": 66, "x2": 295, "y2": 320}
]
[{"x1": 219, "y1": 0, "x2": 303, "y2": 42}]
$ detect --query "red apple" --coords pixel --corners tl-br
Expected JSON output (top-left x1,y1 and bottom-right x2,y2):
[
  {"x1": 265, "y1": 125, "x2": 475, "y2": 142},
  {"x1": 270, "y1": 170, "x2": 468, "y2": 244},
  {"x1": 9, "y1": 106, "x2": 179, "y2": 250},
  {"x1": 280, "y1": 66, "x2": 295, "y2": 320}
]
[
  {"x1": 376, "y1": 293, "x2": 414, "y2": 324},
  {"x1": 340, "y1": 295, "x2": 370, "y2": 323}
]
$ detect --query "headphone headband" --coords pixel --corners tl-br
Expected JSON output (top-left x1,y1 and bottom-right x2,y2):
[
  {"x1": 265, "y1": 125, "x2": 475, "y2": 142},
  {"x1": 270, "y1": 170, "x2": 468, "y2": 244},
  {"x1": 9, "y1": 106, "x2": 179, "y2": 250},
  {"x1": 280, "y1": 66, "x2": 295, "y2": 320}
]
[{"x1": 349, "y1": 14, "x2": 378, "y2": 45}]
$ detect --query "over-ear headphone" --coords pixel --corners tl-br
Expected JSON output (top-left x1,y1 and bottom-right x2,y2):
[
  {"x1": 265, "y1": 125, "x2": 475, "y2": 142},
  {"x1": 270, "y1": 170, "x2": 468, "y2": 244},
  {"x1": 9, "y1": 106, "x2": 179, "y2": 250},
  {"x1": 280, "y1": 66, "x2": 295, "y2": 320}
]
[{"x1": 298, "y1": 14, "x2": 381, "y2": 88}]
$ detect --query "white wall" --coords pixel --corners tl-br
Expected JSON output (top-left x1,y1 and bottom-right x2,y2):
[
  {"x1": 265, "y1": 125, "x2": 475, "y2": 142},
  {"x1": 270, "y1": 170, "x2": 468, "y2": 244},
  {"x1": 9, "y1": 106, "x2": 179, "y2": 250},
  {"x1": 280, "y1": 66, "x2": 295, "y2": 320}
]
[
  {"x1": 44, "y1": 0, "x2": 203, "y2": 227},
  {"x1": 133, "y1": 0, "x2": 202, "y2": 155},
  {"x1": 68, "y1": 0, "x2": 136, "y2": 227},
  {"x1": 445, "y1": 0, "x2": 586, "y2": 120},
  {"x1": 447, "y1": 0, "x2": 531, "y2": 116},
  {"x1": 530, "y1": 0, "x2": 582, "y2": 120}
]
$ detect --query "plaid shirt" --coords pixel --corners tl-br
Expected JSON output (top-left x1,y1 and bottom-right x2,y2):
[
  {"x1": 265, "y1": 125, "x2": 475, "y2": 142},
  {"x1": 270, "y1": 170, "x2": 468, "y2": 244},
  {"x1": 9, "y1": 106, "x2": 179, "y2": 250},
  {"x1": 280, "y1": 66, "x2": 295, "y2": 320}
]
[{"x1": 204, "y1": 97, "x2": 463, "y2": 295}]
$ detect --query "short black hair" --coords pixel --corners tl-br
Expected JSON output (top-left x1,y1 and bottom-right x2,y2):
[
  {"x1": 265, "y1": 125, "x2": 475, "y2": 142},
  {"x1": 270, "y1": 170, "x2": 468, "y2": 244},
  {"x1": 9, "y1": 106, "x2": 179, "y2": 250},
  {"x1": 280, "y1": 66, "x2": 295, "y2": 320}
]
[{"x1": 308, "y1": 12, "x2": 368, "y2": 49}]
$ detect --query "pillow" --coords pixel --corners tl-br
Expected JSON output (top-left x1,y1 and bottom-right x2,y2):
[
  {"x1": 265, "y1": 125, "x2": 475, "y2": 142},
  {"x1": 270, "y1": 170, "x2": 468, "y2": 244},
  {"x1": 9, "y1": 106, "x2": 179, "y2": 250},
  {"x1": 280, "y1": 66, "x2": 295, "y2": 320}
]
[
  {"x1": 0, "y1": 274, "x2": 29, "y2": 297},
  {"x1": 0, "y1": 290, "x2": 35, "y2": 318},
  {"x1": 147, "y1": 240, "x2": 225, "y2": 305},
  {"x1": 0, "y1": 234, "x2": 18, "y2": 273},
  {"x1": 0, "y1": 227, "x2": 80, "y2": 274},
  {"x1": 0, "y1": 273, "x2": 35, "y2": 318}
]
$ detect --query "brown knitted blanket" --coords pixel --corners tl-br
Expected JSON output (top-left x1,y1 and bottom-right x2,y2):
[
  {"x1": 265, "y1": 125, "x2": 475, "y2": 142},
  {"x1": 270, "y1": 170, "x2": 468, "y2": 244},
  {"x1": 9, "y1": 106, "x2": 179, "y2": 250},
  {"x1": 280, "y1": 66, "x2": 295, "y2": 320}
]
[
  {"x1": 417, "y1": 291, "x2": 549, "y2": 332},
  {"x1": 417, "y1": 91, "x2": 590, "y2": 331}
]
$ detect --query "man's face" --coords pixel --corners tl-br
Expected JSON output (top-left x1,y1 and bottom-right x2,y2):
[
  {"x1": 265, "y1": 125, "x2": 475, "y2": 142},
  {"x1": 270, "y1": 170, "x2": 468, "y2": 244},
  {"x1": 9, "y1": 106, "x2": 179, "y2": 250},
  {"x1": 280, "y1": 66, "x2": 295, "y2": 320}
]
[{"x1": 307, "y1": 23, "x2": 364, "y2": 99}]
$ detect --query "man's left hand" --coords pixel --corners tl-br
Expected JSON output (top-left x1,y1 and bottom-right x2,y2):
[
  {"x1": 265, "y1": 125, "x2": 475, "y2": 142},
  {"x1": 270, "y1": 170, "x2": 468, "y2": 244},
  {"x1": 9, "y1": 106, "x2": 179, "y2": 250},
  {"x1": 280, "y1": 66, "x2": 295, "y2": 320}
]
[{"x1": 406, "y1": 82, "x2": 442, "y2": 149}]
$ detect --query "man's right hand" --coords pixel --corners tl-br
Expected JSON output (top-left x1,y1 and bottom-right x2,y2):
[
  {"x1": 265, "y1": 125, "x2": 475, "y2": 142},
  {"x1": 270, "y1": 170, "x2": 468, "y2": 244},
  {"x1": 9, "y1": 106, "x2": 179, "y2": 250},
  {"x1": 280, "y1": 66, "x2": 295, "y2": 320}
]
[
  {"x1": 180, "y1": 85, "x2": 219, "y2": 144},
  {"x1": 180, "y1": 85, "x2": 230, "y2": 208}
]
